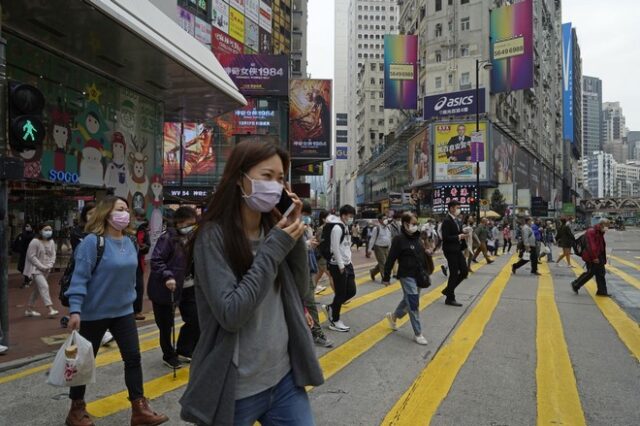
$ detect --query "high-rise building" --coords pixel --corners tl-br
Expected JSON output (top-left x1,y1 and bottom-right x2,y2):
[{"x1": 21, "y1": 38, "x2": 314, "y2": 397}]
[
  {"x1": 583, "y1": 151, "x2": 615, "y2": 198},
  {"x1": 603, "y1": 101, "x2": 627, "y2": 143},
  {"x1": 582, "y1": 76, "x2": 603, "y2": 157},
  {"x1": 628, "y1": 131, "x2": 640, "y2": 161},
  {"x1": 291, "y1": 0, "x2": 308, "y2": 79},
  {"x1": 614, "y1": 162, "x2": 640, "y2": 198}
]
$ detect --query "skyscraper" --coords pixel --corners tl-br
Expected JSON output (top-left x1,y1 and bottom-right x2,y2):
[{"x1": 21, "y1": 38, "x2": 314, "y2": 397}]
[{"x1": 582, "y1": 76, "x2": 603, "y2": 157}]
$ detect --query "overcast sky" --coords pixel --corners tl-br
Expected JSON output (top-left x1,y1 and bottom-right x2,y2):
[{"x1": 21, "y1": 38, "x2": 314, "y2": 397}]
[{"x1": 307, "y1": 0, "x2": 640, "y2": 129}]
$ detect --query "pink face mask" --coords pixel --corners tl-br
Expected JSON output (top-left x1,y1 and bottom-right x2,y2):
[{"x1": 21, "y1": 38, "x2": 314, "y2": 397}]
[{"x1": 108, "y1": 211, "x2": 130, "y2": 231}]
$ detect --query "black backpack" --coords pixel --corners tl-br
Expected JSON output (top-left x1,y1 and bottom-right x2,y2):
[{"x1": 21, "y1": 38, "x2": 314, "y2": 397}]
[
  {"x1": 59, "y1": 235, "x2": 105, "y2": 307},
  {"x1": 317, "y1": 222, "x2": 346, "y2": 261},
  {"x1": 573, "y1": 233, "x2": 588, "y2": 257}
]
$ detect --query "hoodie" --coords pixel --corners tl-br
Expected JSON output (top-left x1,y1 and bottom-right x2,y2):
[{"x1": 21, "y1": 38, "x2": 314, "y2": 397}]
[{"x1": 327, "y1": 214, "x2": 352, "y2": 269}]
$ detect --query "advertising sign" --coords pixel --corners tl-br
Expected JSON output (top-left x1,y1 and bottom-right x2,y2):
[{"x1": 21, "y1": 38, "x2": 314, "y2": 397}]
[
  {"x1": 245, "y1": 18, "x2": 260, "y2": 52},
  {"x1": 211, "y1": 0, "x2": 229, "y2": 32},
  {"x1": 164, "y1": 186, "x2": 213, "y2": 204},
  {"x1": 217, "y1": 54, "x2": 288, "y2": 96},
  {"x1": 289, "y1": 79, "x2": 332, "y2": 160},
  {"x1": 259, "y1": 28, "x2": 272, "y2": 53},
  {"x1": 229, "y1": 7, "x2": 245, "y2": 43},
  {"x1": 562, "y1": 22, "x2": 574, "y2": 144},
  {"x1": 384, "y1": 35, "x2": 418, "y2": 109},
  {"x1": 492, "y1": 130, "x2": 515, "y2": 184},
  {"x1": 434, "y1": 122, "x2": 487, "y2": 182},
  {"x1": 423, "y1": 89, "x2": 485, "y2": 120},
  {"x1": 490, "y1": 0, "x2": 533, "y2": 93},
  {"x1": 336, "y1": 146, "x2": 348, "y2": 160},
  {"x1": 356, "y1": 175, "x2": 365, "y2": 205},
  {"x1": 230, "y1": 0, "x2": 245, "y2": 13},
  {"x1": 177, "y1": 6, "x2": 195, "y2": 36},
  {"x1": 408, "y1": 127, "x2": 430, "y2": 186},
  {"x1": 433, "y1": 185, "x2": 476, "y2": 214},
  {"x1": 245, "y1": 0, "x2": 260, "y2": 23},
  {"x1": 389, "y1": 192, "x2": 403, "y2": 206},
  {"x1": 212, "y1": 27, "x2": 244, "y2": 55},
  {"x1": 295, "y1": 163, "x2": 324, "y2": 176},
  {"x1": 195, "y1": 17, "x2": 212, "y2": 46},
  {"x1": 163, "y1": 122, "x2": 216, "y2": 185},
  {"x1": 259, "y1": 1, "x2": 273, "y2": 32},
  {"x1": 531, "y1": 196, "x2": 548, "y2": 217}
]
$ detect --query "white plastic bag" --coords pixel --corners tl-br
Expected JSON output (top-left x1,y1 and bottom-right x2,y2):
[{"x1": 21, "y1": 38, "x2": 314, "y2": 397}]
[
  {"x1": 522, "y1": 251, "x2": 531, "y2": 261},
  {"x1": 47, "y1": 330, "x2": 96, "y2": 387},
  {"x1": 540, "y1": 245, "x2": 551, "y2": 255}
]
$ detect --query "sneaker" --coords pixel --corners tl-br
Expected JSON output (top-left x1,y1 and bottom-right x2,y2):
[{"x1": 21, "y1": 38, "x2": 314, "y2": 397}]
[
  {"x1": 163, "y1": 357, "x2": 183, "y2": 369},
  {"x1": 177, "y1": 354, "x2": 192, "y2": 363},
  {"x1": 25, "y1": 309, "x2": 41, "y2": 317},
  {"x1": 314, "y1": 285, "x2": 327, "y2": 294},
  {"x1": 48, "y1": 308, "x2": 59, "y2": 318},
  {"x1": 0, "y1": 344, "x2": 8, "y2": 354},
  {"x1": 441, "y1": 265, "x2": 448, "y2": 276},
  {"x1": 329, "y1": 320, "x2": 350, "y2": 332},
  {"x1": 414, "y1": 335, "x2": 428, "y2": 345},
  {"x1": 101, "y1": 331, "x2": 114, "y2": 346},
  {"x1": 385, "y1": 312, "x2": 398, "y2": 331},
  {"x1": 322, "y1": 305, "x2": 334, "y2": 326},
  {"x1": 313, "y1": 334, "x2": 334, "y2": 348}
]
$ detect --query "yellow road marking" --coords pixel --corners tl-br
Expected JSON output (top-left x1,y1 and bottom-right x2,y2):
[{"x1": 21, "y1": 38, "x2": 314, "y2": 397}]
[
  {"x1": 606, "y1": 264, "x2": 640, "y2": 291},
  {"x1": 536, "y1": 262, "x2": 586, "y2": 425},
  {"x1": 0, "y1": 323, "x2": 182, "y2": 385},
  {"x1": 570, "y1": 267, "x2": 640, "y2": 361},
  {"x1": 608, "y1": 255, "x2": 640, "y2": 273},
  {"x1": 381, "y1": 256, "x2": 516, "y2": 425}
]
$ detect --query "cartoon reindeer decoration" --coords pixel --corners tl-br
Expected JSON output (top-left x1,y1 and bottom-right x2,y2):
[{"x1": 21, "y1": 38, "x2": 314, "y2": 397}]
[{"x1": 127, "y1": 135, "x2": 150, "y2": 202}]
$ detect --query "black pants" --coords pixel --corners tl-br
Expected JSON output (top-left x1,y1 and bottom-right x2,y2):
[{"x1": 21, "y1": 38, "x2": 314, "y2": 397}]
[
  {"x1": 69, "y1": 314, "x2": 143, "y2": 401},
  {"x1": 443, "y1": 250, "x2": 468, "y2": 301},
  {"x1": 152, "y1": 287, "x2": 200, "y2": 361},
  {"x1": 328, "y1": 264, "x2": 356, "y2": 322},
  {"x1": 512, "y1": 247, "x2": 538, "y2": 273},
  {"x1": 503, "y1": 239, "x2": 512, "y2": 253},
  {"x1": 133, "y1": 263, "x2": 144, "y2": 314},
  {"x1": 574, "y1": 262, "x2": 608, "y2": 294}
]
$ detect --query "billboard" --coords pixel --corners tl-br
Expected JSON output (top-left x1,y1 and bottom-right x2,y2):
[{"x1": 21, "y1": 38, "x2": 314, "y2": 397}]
[
  {"x1": 259, "y1": 28, "x2": 272, "y2": 53},
  {"x1": 177, "y1": 6, "x2": 195, "y2": 36},
  {"x1": 490, "y1": 0, "x2": 534, "y2": 93},
  {"x1": 336, "y1": 146, "x2": 348, "y2": 160},
  {"x1": 562, "y1": 22, "x2": 574, "y2": 144},
  {"x1": 211, "y1": 0, "x2": 229, "y2": 32},
  {"x1": 408, "y1": 127, "x2": 430, "y2": 186},
  {"x1": 212, "y1": 27, "x2": 244, "y2": 55},
  {"x1": 163, "y1": 122, "x2": 216, "y2": 185},
  {"x1": 245, "y1": 0, "x2": 260, "y2": 23},
  {"x1": 230, "y1": 0, "x2": 245, "y2": 13},
  {"x1": 491, "y1": 130, "x2": 515, "y2": 184},
  {"x1": 217, "y1": 54, "x2": 288, "y2": 96},
  {"x1": 259, "y1": 1, "x2": 273, "y2": 32},
  {"x1": 384, "y1": 35, "x2": 418, "y2": 109},
  {"x1": 214, "y1": 98, "x2": 280, "y2": 137},
  {"x1": 289, "y1": 79, "x2": 332, "y2": 160},
  {"x1": 423, "y1": 89, "x2": 485, "y2": 120},
  {"x1": 229, "y1": 7, "x2": 245, "y2": 43},
  {"x1": 434, "y1": 122, "x2": 487, "y2": 182},
  {"x1": 433, "y1": 185, "x2": 476, "y2": 214},
  {"x1": 245, "y1": 18, "x2": 260, "y2": 52},
  {"x1": 195, "y1": 17, "x2": 212, "y2": 46}
]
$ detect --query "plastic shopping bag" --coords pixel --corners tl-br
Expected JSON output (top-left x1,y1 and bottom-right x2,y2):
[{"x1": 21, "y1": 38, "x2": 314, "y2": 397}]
[
  {"x1": 47, "y1": 330, "x2": 96, "y2": 387},
  {"x1": 522, "y1": 251, "x2": 531, "y2": 261}
]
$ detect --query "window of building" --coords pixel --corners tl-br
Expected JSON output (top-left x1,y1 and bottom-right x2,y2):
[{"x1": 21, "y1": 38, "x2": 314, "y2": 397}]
[
  {"x1": 390, "y1": 6, "x2": 394, "y2": 11},
  {"x1": 448, "y1": 73, "x2": 454, "y2": 85},
  {"x1": 364, "y1": 15, "x2": 368, "y2": 20},
  {"x1": 449, "y1": 0, "x2": 453, "y2": 4},
  {"x1": 337, "y1": 130, "x2": 348, "y2": 136},
  {"x1": 390, "y1": 16, "x2": 395, "y2": 21},
  {"x1": 435, "y1": 50, "x2": 442, "y2": 63},
  {"x1": 448, "y1": 20, "x2": 453, "y2": 31},
  {"x1": 375, "y1": 15, "x2": 380, "y2": 21},
  {"x1": 460, "y1": 72, "x2": 470, "y2": 86},
  {"x1": 379, "y1": 63, "x2": 384, "y2": 71},
  {"x1": 379, "y1": 91, "x2": 384, "y2": 98},
  {"x1": 358, "y1": 5, "x2": 362, "y2": 10},
  {"x1": 370, "y1": 132, "x2": 376, "y2": 140},
  {"x1": 381, "y1": 16, "x2": 386, "y2": 21},
  {"x1": 370, "y1": 92, "x2": 376, "y2": 99},
  {"x1": 379, "y1": 105, "x2": 384, "y2": 112},
  {"x1": 435, "y1": 76, "x2": 442, "y2": 88},
  {"x1": 370, "y1": 63, "x2": 376, "y2": 71},
  {"x1": 358, "y1": 24, "x2": 362, "y2": 29},
  {"x1": 364, "y1": 5, "x2": 368, "y2": 10},
  {"x1": 376, "y1": 25, "x2": 380, "y2": 30},
  {"x1": 435, "y1": 23, "x2": 442, "y2": 37},
  {"x1": 364, "y1": 34, "x2": 368, "y2": 39},
  {"x1": 358, "y1": 15, "x2": 362, "y2": 20},
  {"x1": 378, "y1": 119, "x2": 384, "y2": 126},
  {"x1": 364, "y1": 53, "x2": 368, "y2": 58},
  {"x1": 390, "y1": 25, "x2": 394, "y2": 31},
  {"x1": 379, "y1": 78, "x2": 384, "y2": 85},
  {"x1": 448, "y1": 46, "x2": 455, "y2": 58},
  {"x1": 370, "y1": 105, "x2": 376, "y2": 112},
  {"x1": 292, "y1": 59, "x2": 301, "y2": 73},
  {"x1": 370, "y1": 77, "x2": 375, "y2": 85},
  {"x1": 382, "y1": 6, "x2": 385, "y2": 11},
  {"x1": 461, "y1": 17, "x2": 470, "y2": 31},
  {"x1": 435, "y1": 0, "x2": 442, "y2": 12},
  {"x1": 358, "y1": 53, "x2": 362, "y2": 58},
  {"x1": 460, "y1": 44, "x2": 469, "y2": 56},
  {"x1": 358, "y1": 43, "x2": 362, "y2": 49},
  {"x1": 389, "y1": 118, "x2": 394, "y2": 124},
  {"x1": 461, "y1": 0, "x2": 470, "y2": 4},
  {"x1": 358, "y1": 34, "x2": 362, "y2": 39},
  {"x1": 376, "y1": 5, "x2": 380, "y2": 11}
]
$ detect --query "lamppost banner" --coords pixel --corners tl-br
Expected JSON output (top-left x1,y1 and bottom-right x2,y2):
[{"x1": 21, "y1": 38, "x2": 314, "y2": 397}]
[
  {"x1": 434, "y1": 122, "x2": 487, "y2": 182},
  {"x1": 562, "y1": 22, "x2": 574, "y2": 144}
]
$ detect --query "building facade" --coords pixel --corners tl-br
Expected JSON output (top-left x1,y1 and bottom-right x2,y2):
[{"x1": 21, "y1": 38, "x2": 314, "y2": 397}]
[
  {"x1": 583, "y1": 151, "x2": 615, "y2": 199},
  {"x1": 603, "y1": 101, "x2": 627, "y2": 144},
  {"x1": 582, "y1": 76, "x2": 603, "y2": 157},
  {"x1": 291, "y1": 0, "x2": 308, "y2": 78}
]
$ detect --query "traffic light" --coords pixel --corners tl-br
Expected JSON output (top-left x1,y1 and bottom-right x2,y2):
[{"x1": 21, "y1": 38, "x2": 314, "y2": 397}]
[
  {"x1": 468, "y1": 197, "x2": 476, "y2": 206},
  {"x1": 8, "y1": 81, "x2": 46, "y2": 152}
]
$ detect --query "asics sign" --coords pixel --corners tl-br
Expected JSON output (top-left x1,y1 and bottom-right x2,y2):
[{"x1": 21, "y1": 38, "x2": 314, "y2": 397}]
[{"x1": 423, "y1": 89, "x2": 485, "y2": 120}]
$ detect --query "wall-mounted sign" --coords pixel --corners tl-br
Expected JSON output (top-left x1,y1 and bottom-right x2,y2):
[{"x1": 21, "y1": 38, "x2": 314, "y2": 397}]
[
  {"x1": 48, "y1": 169, "x2": 80, "y2": 184},
  {"x1": 212, "y1": 27, "x2": 244, "y2": 55},
  {"x1": 164, "y1": 186, "x2": 213, "y2": 203},
  {"x1": 218, "y1": 54, "x2": 288, "y2": 96},
  {"x1": 432, "y1": 185, "x2": 476, "y2": 214},
  {"x1": 423, "y1": 88, "x2": 485, "y2": 120},
  {"x1": 336, "y1": 146, "x2": 348, "y2": 160}
]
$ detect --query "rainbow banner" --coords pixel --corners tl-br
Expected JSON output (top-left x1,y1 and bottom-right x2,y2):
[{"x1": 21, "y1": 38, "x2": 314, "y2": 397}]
[
  {"x1": 490, "y1": 0, "x2": 533, "y2": 93},
  {"x1": 384, "y1": 35, "x2": 418, "y2": 110}
]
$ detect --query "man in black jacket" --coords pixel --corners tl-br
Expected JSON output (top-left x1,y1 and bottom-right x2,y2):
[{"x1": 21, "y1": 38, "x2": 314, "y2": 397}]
[{"x1": 440, "y1": 201, "x2": 468, "y2": 306}]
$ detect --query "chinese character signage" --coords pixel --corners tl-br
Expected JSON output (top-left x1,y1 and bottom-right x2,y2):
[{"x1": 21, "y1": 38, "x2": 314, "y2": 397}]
[
  {"x1": 490, "y1": 0, "x2": 533, "y2": 92},
  {"x1": 562, "y1": 22, "x2": 574, "y2": 144},
  {"x1": 259, "y1": 28, "x2": 272, "y2": 53},
  {"x1": 384, "y1": 35, "x2": 418, "y2": 109},
  {"x1": 434, "y1": 122, "x2": 487, "y2": 182},
  {"x1": 218, "y1": 54, "x2": 288, "y2": 96},
  {"x1": 245, "y1": 0, "x2": 260, "y2": 23},
  {"x1": 423, "y1": 89, "x2": 485, "y2": 120},
  {"x1": 212, "y1": 28, "x2": 244, "y2": 56},
  {"x1": 211, "y1": 0, "x2": 229, "y2": 33},
  {"x1": 195, "y1": 17, "x2": 212, "y2": 46},
  {"x1": 259, "y1": 1, "x2": 273, "y2": 33},
  {"x1": 163, "y1": 186, "x2": 213, "y2": 204},
  {"x1": 177, "y1": 6, "x2": 195, "y2": 36},
  {"x1": 432, "y1": 185, "x2": 476, "y2": 214},
  {"x1": 289, "y1": 79, "x2": 332, "y2": 161},
  {"x1": 245, "y1": 18, "x2": 260, "y2": 52},
  {"x1": 229, "y1": 6, "x2": 245, "y2": 43},
  {"x1": 229, "y1": 0, "x2": 245, "y2": 13}
]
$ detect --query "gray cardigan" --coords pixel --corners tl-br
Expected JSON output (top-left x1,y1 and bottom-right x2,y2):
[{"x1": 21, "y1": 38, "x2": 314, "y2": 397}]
[{"x1": 179, "y1": 223, "x2": 324, "y2": 425}]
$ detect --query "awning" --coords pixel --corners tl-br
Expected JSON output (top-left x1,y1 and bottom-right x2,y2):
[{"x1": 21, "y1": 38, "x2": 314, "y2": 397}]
[{"x1": 2, "y1": 0, "x2": 246, "y2": 122}]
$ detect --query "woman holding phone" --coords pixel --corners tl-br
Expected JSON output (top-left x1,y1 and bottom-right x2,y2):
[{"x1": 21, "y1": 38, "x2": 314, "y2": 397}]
[{"x1": 180, "y1": 141, "x2": 323, "y2": 426}]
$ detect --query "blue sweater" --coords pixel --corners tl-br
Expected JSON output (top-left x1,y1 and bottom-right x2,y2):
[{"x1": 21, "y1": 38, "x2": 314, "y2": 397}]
[{"x1": 66, "y1": 234, "x2": 138, "y2": 321}]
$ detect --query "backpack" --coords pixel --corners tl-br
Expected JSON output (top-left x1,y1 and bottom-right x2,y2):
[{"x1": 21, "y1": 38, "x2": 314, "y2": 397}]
[
  {"x1": 317, "y1": 222, "x2": 346, "y2": 261},
  {"x1": 573, "y1": 233, "x2": 588, "y2": 257},
  {"x1": 59, "y1": 235, "x2": 105, "y2": 307}
]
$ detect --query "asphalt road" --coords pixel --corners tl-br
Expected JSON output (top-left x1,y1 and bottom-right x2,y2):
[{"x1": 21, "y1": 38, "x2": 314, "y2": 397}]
[{"x1": 0, "y1": 229, "x2": 638, "y2": 426}]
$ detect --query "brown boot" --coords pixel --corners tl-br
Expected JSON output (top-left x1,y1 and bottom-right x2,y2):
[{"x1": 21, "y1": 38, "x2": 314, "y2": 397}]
[
  {"x1": 130, "y1": 397, "x2": 169, "y2": 426},
  {"x1": 65, "y1": 399, "x2": 94, "y2": 426}
]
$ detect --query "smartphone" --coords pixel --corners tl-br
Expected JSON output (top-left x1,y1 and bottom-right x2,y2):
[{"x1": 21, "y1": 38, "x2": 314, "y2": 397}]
[{"x1": 276, "y1": 189, "x2": 296, "y2": 218}]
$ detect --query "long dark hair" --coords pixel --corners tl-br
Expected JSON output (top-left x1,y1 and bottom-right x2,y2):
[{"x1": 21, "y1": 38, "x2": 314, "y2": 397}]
[{"x1": 191, "y1": 141, "x2": 289, "y2": 279}]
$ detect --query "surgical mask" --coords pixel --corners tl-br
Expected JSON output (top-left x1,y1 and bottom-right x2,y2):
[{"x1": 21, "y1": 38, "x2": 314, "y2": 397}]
[
  {"x1": 407, "y1": 224, "x2": 419, "y2": 234},
  {"x1": 108, "y1": 211, "x2": 130, "y2": 231},
  {"x1": 302, "y1": 216, "x2": 312, "y2": 225},
  {"x1": 25, "y1": 226, "x2": 32, "y2": 232},
  {"x1": 241, "y1": 174, "x2": 283, "y2": 213},
  {"x1": 41, "y1": 230, "x2": 53, "y2": 239},
  {"x1": 178, "y1": 225, "x2": 195, "y2": 235},
  {"x1": 453, "y1": 209, "x2": 461, "y2": 216},
  {"x1": 346, "y1": 218, "x2": 354, "y2": 226}
]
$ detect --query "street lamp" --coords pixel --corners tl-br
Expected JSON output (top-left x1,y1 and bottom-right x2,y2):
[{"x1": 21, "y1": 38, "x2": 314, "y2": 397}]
[{"x1": 475, "y1": 59, "x2": 493, "y2": 223}]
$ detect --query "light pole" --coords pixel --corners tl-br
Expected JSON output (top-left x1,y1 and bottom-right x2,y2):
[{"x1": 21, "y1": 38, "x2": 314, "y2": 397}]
[{"x1": 475, "y1": 59, "x2": 493, "y2": 223}]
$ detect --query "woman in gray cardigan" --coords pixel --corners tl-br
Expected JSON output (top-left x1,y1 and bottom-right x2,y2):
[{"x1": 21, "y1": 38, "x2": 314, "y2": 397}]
[{"x1": 180, "y1": 141, "x2": 324, "y2": 426}]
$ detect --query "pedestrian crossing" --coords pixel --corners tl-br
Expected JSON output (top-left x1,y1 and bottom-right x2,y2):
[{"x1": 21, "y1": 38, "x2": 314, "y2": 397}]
[{"x1": 0, "y1": 252, "x2": 639, "y2": 425}]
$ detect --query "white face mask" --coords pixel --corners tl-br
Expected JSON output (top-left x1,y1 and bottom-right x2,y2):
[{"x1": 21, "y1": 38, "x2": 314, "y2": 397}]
[
  {"x1": 407, "y1": 224, "x2": 419, "y2": 234},
  {"x1": 241, "y1": 173, "x2": 283, "y2": 213},
  {"x1": 345, "y1": 217, "x2": 354, "y2": 226},
  {"x1": 452, "y1": 208, "x2": 461, "y2": 216},
  {"x1": 178, "y1": 225, "x2": 195, "y2": 235},
  {"x1": 41, "y1": 230, "x2": 53, "y2": 239}
]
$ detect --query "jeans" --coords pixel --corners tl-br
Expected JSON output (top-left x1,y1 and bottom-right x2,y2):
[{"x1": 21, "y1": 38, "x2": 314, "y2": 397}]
[
  {"x1": 328, "y1": 264, "x2": 356, "y2": 321},
  {"x1": 69, "y1": 314, "x2": 143, "y2": 401},
  {"x1": 370, "y1": 245, "x2": 389, "y2": 279},
  {"x1": 503, "y1": 239, "x2": 512, "y2": 253},
  {"x1": 233, "y1": 371, "x2": 315, "y2": 426},
  {"x1": 394, "y1": 277, "x2": 422, "y2": 335},
  {"x1": 152, "y1": 287, "x2": 200, "y2": 360},
  {"x1": 573, "y1": 261, "x2": 608, "y2": 294},
  {"x1": 28, "y1": 273, "x2": 53, "y2": 307}
]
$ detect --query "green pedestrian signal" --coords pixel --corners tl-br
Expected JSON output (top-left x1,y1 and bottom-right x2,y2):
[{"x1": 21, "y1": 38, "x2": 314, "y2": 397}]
[
  {"x1": 22, "y1": 120, "x2": 37, "y2": 141},
  {"x1": 8, "y1": 81, "x2": 46, "y2": 151}
]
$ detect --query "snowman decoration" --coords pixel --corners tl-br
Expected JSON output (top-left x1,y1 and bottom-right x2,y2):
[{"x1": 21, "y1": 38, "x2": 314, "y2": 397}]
[
  {"x1": 104, "y1": 132, "x2": 129, "y2": 198},
  {"x1": 79, "y1": 140, "x2": 104, "y2": 186}
]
